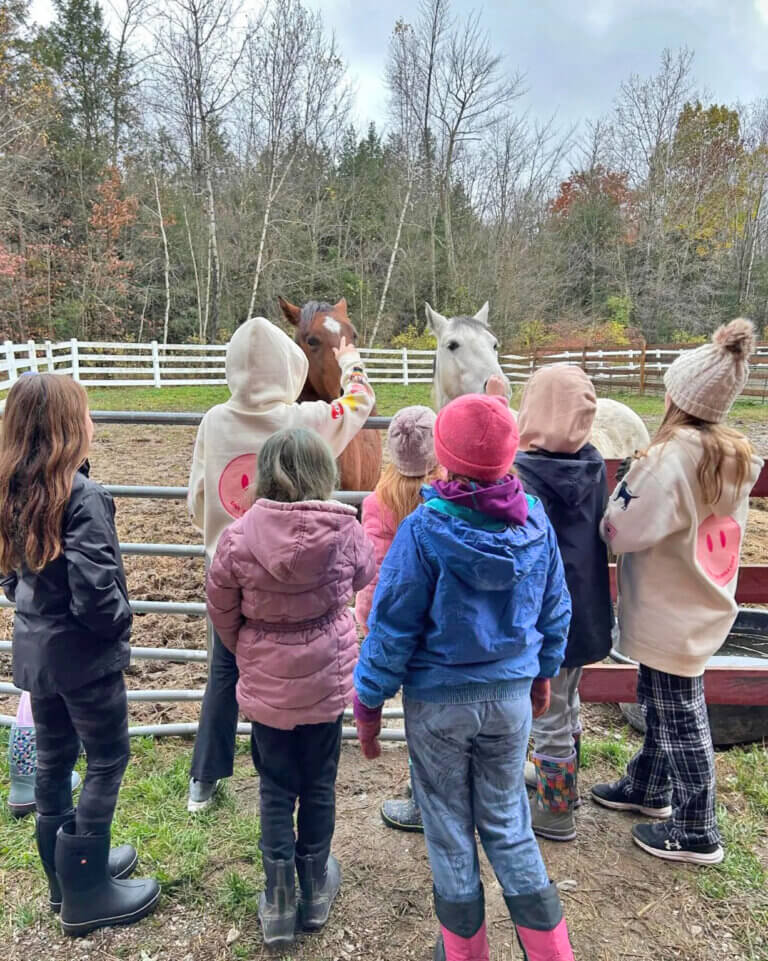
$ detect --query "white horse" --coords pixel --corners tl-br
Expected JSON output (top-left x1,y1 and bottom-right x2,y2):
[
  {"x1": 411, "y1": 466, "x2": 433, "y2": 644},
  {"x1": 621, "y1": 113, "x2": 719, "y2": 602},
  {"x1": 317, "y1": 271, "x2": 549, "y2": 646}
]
[{"x1": 426, "y1": 303, "x2": 649, "y2": 458}]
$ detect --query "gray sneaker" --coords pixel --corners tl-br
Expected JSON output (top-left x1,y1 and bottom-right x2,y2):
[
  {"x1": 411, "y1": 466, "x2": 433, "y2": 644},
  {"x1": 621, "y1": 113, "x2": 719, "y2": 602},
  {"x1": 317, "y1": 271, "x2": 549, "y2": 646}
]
[
  {"x1": 187, "y1": 778, "x2": 220, "y2": 813},
  {"x1": 381, "y1": 797, "x2": 424, "y2": 833}
]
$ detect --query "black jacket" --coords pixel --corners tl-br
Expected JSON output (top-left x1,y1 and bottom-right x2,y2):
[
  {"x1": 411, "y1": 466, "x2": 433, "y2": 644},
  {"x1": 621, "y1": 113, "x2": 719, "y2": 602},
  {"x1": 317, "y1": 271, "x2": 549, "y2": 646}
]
[
  {"x1": 3, "y1": 463, "x2": 132, "y2": 696},
  {"x1": 515, "y1": 445, "x2": 613, "y2": 668}
]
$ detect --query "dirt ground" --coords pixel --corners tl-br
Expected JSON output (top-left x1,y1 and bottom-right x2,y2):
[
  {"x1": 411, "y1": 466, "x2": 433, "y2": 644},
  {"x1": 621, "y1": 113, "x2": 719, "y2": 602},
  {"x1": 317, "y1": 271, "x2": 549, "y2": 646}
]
[{"x1": 1, "y1": 419, "x2": 767, "y2": 961}]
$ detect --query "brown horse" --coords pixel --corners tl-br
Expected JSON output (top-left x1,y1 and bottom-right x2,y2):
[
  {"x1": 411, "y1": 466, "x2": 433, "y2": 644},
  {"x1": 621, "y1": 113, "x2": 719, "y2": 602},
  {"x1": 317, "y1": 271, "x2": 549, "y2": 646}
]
[{"x1": 278, "y1": 296, "x2": 383, "y2": 492}]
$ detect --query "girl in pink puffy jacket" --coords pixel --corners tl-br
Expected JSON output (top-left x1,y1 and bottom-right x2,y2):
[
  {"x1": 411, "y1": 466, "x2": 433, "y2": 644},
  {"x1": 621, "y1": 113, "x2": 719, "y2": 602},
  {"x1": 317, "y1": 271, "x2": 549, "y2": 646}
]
[
  {"x1": 206, "y1": 427, "x2": 375, "y2": 950},
  {"x1": 354, "y1": 405, "x2": 439, "y2": 834}
]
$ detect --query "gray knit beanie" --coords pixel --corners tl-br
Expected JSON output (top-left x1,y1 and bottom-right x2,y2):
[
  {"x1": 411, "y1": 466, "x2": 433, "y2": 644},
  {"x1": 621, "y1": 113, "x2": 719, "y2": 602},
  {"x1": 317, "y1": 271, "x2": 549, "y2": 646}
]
[
  {"x1": 664, "y1": 318, "x2": 756, "y2": 422},
  {"x1": 387, "y1": 405, "x2": 438, "y2": 477}
]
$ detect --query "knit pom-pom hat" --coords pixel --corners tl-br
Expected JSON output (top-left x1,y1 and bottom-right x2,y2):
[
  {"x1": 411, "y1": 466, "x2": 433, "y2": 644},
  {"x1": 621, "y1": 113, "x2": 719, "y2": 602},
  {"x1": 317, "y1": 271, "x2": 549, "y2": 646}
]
[
  {"x1": 664, "y1": 318, "x2": 756, "y2": 422},
  {"x1": 434, "y1": 394, "x2": 519, "y2": 483},
  {"x1": 387, "y1": 405, "x2": 438, "y2": 477}
]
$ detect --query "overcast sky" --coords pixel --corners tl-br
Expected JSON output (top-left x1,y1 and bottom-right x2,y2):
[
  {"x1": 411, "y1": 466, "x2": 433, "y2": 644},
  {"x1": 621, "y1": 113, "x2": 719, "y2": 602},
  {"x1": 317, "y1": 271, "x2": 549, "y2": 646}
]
[{"x1": 29, "y1": 0, "x2": 768, "y2": 134}]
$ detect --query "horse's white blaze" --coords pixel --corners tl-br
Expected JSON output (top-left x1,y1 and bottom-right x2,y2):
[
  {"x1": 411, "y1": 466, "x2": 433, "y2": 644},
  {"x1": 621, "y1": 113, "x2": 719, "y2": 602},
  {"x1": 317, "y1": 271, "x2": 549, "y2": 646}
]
[{"x1": 323, "y1": 316, "x2": 341, "y2": 336}]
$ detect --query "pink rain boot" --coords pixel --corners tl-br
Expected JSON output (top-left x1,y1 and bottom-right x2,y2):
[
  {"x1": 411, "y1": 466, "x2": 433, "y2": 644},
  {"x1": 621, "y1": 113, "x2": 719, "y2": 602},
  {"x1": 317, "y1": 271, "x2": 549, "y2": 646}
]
[
  {"x1": 433, "y1": 888, "x2": 490, "y2": 961},
  {"x1": 505, "y1": 883, "x2": 575, "y2": 961}
]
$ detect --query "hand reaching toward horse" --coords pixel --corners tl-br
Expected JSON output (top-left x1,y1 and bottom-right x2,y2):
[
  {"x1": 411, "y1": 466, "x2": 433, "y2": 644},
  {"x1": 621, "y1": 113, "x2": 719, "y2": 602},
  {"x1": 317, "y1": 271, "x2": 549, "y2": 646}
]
[
  {"x1": 485, "y1": 375, "x2": 508, "y2": 398},
  {"x1": 333, "y1": 337, "x2": 358, "y2": 362},
  {"x1": 531, "y1": 678, "x2": 551, "y2": 718}
]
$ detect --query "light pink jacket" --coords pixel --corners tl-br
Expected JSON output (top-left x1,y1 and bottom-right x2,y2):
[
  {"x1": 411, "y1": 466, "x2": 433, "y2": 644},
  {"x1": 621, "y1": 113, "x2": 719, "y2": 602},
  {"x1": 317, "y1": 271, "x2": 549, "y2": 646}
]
[
  {"x1": 353, "y1": 492, "x2": 397, "y2": 636},
  {"x1": 207, "y1": 499, "x2": 376, "y2": 730}
]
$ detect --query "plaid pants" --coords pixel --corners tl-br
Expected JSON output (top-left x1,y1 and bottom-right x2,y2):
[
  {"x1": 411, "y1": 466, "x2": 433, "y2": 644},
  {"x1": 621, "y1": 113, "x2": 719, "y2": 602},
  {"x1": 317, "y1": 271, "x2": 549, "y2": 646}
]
[{"x1": 624, "y1": 665, "x2": 720, "y2": 846}]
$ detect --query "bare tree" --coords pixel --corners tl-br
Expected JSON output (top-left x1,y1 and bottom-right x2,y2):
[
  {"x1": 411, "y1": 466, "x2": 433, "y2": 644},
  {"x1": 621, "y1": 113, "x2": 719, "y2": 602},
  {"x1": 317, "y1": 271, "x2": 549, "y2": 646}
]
[
  {"x1": 242, "y1": 0, "x2": 348, "y2": 318},
  {"x1": 432, "y1": 11, "x2": 525, "y2": 286},
  {"x1": 151, "y1": 0, "x2": 246, "y2": 340}
]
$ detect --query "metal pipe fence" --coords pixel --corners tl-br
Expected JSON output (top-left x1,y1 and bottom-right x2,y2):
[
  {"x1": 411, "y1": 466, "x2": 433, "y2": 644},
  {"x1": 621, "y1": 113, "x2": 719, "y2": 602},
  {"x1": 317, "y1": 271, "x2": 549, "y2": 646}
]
[{"x1": 0, "y1": 409, "x2": 400, "y2": 742}]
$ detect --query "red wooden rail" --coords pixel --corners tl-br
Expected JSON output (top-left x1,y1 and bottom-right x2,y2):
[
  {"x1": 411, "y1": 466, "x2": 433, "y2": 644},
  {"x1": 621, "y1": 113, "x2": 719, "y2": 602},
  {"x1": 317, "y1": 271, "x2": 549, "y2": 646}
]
[{"x1": 580, "y1": 459, "x2": 768, "y2": 705}]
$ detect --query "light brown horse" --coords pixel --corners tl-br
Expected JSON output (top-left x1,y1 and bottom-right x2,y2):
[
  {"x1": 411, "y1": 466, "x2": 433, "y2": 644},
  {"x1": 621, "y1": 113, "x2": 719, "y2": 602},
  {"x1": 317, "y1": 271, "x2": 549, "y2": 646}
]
[{"x1": 278, "y1": 296, "x2": 383, "y2": 492}]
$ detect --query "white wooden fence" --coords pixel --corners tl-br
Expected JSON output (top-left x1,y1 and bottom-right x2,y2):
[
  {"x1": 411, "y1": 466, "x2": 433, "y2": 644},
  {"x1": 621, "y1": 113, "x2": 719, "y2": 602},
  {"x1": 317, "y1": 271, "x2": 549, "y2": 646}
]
[{"x1": 2, "y1": 338, "x2": 768, "y2": 397}]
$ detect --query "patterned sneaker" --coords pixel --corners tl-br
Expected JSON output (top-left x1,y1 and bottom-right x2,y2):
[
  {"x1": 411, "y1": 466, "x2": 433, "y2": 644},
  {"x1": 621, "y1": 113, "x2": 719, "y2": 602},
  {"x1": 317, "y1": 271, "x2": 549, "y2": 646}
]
[
  {"x1": 591, "y1": 780, "x2": 672, "y2": 819},
  {"x1": 380, "y1": 797, "x2": 424, "y2": 833},
  {"x1": 187, "y1": 778, "x2": 220, "y2": 813},
  {"x1": 632, "y1": 822, "x2": 724, "y2": 865}
]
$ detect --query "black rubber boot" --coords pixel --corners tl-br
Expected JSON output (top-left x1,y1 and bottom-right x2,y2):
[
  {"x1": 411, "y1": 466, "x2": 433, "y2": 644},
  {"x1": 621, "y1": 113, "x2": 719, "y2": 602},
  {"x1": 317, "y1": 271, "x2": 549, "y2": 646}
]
[
  {"x1": 295, "y1": 853, "x2": 341, "y2": 931},
  {"x1": 258, "y1": 855, "x2": 297, "y2": 948},
  {"x1": 36, "y1": 812, "x2": 139, "y2": 913},
  {"x1": 55, "y1": 822, "x2": 160, "y2": 936}
]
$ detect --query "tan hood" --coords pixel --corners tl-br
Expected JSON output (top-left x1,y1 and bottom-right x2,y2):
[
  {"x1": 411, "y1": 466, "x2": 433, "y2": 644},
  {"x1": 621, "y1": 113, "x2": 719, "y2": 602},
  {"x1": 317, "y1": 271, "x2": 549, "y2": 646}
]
[
  {"x1": 518, "y1": 364, "x2": 597, "y2": 454},
  {"x1": 225, "y1": 316, "x2": 308, "y2": 411}
]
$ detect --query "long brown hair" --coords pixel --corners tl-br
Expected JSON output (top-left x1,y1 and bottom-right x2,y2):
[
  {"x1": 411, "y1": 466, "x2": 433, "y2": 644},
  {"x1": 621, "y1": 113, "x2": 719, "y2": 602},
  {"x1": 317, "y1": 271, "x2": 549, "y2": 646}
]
[
  {"x1": 648, "y1": 401, "x2": 753, "y2": 505},
  {"x1": 376, "y1": 462, "x2": 439, "y2": 527},
  {"x1": 0, "y1": 375, "x2": 91, "y2": 573}
]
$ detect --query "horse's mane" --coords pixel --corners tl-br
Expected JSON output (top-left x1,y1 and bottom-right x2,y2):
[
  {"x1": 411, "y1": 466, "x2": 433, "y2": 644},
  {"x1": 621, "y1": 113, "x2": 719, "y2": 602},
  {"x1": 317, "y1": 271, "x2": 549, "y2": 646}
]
[{"x1": 297, "y1": 301, "x2": 335, "y2": 335}]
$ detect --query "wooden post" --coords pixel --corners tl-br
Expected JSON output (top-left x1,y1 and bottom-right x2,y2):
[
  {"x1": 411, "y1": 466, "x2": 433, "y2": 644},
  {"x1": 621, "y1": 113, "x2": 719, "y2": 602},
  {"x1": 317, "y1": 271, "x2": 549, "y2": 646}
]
[
  {"x1": 70, "y1": 339, "x2": 79, "y2": 381},
  {"x1": 152, "y1": 341, "x2": 162, "y2": 388},
  {"x1": 4, "y1": 341, "x2": 17, "y2": 384},
  {"x1": 27, "y1": 339, "x2": 38, "y2": 373},
  {"x1": 45, "y1": 340, "x2": 54, "y2": 373},
  {"x1": 402, "y1": 347, "x2": 409, "y2": 386},
  {"x1": 581, "y1": 345, "x2": 587, "y2": 371},
  {"x1": 639, "y1": 340, "x2": 647, "y2": 394}
]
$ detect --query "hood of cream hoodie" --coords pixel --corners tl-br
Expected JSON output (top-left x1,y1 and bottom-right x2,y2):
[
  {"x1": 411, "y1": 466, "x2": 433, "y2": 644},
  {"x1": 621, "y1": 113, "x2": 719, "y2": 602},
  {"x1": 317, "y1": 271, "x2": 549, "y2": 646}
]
[
  {"x1": 602, "y1": 428, "x2": 763, "y2": 676},
  {"x1": 225, "y1": 316, "x2": 308, "y2": 411},
  {"x1": 187, "y1": 316, "x2": 375, "y2": 559}
]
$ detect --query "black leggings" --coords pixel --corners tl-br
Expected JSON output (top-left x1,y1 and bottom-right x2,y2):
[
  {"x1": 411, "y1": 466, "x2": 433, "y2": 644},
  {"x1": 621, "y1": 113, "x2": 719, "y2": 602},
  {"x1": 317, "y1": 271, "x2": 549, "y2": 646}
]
[
  {"x1": 251, "y1": 716, "x2": 343, "y2": 862},
  {"x1": 31, "y1": 671, "x2": 130, "y2": 836}
]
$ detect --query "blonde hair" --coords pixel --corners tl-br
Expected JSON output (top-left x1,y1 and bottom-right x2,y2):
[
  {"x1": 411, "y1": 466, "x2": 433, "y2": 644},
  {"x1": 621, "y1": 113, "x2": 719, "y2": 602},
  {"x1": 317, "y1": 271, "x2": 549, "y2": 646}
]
[
  {"x1": 648, "y1": 401, "x2": 753, "y2": 505},
  {"x1": 0, "y1": 375, "x2": 90, "y2": 573},
  {"x1": 376, "y1": 461, "x2": 439, "y2": 527},
  {"x1": 256, "y1": 428, "x2": 338, "y2": 503}
]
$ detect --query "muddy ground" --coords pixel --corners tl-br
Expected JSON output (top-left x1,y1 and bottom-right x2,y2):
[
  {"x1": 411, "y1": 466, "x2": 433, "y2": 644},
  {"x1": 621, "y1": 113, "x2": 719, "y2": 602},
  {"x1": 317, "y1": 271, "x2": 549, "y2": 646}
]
[{"x1": 1, "y1": 419, "x2": 767, "y2": 961}]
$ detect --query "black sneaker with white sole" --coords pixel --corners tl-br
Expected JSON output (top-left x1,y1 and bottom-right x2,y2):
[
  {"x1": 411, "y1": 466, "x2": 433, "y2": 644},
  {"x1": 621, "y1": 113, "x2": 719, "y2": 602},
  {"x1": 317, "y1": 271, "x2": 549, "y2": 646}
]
[
  {"x1": 591, "y1": 779, "x2": 672, "y2": 819},
  {"x1": 632, "y1": 821, "x2": 724, "y2": 865}
]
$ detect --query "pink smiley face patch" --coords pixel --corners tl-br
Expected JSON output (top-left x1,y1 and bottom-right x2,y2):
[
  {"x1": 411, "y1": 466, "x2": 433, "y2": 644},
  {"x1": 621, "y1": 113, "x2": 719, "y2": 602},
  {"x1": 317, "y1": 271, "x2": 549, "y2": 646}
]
[
  {"x1": 696, "y1": 514, "x2": 740, "y2": 586},
  {"x1": 218, "y1": 453, "x2": 257, "y2": 519}
]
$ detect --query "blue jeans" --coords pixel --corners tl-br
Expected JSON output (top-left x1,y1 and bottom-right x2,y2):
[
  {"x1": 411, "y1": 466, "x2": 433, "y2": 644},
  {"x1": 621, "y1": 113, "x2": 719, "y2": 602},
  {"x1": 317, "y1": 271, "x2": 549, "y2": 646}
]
[{"x1": 404, "y1": 694, "x2": 549, "y2": 903}]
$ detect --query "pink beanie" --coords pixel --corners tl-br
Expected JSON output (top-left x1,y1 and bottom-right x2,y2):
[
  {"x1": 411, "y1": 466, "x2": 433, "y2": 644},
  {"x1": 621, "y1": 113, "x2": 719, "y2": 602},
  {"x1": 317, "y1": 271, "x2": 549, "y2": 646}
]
[
  {"x1": 388, "y1": 405, "x2": 438, "y2": 477},
  {"x1": 434, "y1": 395, "x2": 519, "y2": 482}
]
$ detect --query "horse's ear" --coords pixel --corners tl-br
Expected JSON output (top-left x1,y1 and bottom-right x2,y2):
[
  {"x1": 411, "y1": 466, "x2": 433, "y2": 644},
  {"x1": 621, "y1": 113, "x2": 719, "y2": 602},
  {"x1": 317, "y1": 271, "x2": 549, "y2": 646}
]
[
  {"x1": 278, "y1": 296, "x2": 301, "y2": 327},
  {"x1": 473, "y1": 302, "x2": 490, "y2": 326},
  {"x1": 333, "y1": 297, "x2": 348, "y2": 316},
  {"x1": 425, "y1": 302, "x2": 447, "y2": 337}
]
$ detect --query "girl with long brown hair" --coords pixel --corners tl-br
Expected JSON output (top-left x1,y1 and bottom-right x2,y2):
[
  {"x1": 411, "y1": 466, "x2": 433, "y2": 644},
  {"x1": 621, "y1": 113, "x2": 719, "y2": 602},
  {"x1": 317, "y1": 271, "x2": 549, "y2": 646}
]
[
  {"x1": 0, "y1": 374, "x2": 159, "y2": 935},
  {"x1": 593, "y1": 319, "x2": 764, "y2": 865}
]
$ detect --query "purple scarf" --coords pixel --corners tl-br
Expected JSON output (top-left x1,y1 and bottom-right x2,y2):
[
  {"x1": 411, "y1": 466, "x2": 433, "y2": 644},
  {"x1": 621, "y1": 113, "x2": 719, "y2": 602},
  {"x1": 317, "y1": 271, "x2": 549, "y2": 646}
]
[{"x1": 430, "y1": 475, "x2": 529, "y2": 527}]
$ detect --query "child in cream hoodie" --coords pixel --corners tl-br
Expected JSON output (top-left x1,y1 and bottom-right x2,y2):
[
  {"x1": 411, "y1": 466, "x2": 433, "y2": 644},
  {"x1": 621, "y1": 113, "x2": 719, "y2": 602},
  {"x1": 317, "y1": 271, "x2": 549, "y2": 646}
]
[
  {"x1": 593, "y1": 319, "x2": 763, "y2": 865},
  {"x1": 187, "y1": 316, "x2": 375, "y2": 813}
]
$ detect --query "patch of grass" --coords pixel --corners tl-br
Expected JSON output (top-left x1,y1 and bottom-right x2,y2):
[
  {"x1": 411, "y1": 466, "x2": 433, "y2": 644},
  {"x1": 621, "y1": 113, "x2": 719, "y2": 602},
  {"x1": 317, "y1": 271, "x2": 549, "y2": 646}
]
[
  {"x1": 724, "y1": 744, "x2": 768, "y2": 815},
  {"x1": 697, "y1": 807, "x2": 766, "y2": 901},
  {"x1": 0, "y1": 732, "x2": 263, "y2": 924},
  {"x1": 87, "y1": 385, "x2": 230, "y2": 411},
  {"x1": 580, "y1": 733, "x2": 635, "y2": 773}
]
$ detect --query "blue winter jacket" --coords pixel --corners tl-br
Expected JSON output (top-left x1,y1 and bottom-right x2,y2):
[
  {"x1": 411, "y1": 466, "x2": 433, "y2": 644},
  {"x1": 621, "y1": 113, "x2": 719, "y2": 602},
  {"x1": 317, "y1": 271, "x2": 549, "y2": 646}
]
[{"x1": 354, "y1": 491, "x2": 571, "y2": 708}]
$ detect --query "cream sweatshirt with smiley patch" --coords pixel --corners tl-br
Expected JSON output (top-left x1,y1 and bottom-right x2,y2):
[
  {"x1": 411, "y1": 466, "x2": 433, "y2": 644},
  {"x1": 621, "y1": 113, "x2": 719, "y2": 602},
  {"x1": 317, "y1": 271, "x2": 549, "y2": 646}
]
[
  {"x1": 187, "y1": 316, "x2": 375, "y2": 561},
  {"x1": 601, "y1": 429, "x2": 763, "y2": 677}
]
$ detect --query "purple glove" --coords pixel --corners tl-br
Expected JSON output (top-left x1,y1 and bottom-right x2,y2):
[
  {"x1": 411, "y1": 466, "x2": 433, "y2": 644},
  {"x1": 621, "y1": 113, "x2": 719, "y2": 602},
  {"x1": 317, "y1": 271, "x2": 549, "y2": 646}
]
[{"x1": 353, "y1": 694, "x2": 382, "y2": 760}]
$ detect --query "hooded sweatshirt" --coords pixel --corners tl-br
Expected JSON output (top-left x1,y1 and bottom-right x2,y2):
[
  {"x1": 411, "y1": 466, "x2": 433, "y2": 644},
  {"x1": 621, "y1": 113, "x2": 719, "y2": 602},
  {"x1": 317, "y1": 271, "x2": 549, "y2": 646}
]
[
  {"x1": 516, "y1": 446, "x2": 613, "y2": 668},
  {"x1": 354, "y1": 480, "x2": 571, "y2": 708},
  {"x1": 601, "y1": 429, "x2": 763, "y2": 677},
  {"x1": 188, "y1": 316, "x2": 375, "y2": 559},
  {"x1": 206, "y1": 498, "x2": 376, "y2": 729}
]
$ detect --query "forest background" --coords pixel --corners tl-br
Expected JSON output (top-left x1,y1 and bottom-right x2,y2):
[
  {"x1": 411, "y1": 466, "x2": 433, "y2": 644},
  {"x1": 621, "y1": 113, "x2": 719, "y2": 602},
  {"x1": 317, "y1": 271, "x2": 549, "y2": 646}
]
[{"x1": 2, "y1": 0, "x2": 768, "y2": 351}]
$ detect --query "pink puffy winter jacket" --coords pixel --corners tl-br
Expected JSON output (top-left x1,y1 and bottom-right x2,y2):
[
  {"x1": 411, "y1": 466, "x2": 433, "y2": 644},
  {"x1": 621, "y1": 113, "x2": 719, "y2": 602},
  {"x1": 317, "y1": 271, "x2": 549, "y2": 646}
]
[
  {"x1": 206, "y1": 498, "x2": 376, "y2": 730},
  {"x1": 353, "y1": 492, "x2": 397, "y2": 636}
]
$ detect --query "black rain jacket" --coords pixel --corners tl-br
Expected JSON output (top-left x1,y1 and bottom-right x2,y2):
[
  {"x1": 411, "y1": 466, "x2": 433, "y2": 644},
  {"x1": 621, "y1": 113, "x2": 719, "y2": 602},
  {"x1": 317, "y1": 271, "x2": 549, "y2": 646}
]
[
  {"x1": 515, "y1": 445, "x2": 613, "y2": 668},
  {"x1": 2, "y1": 463, "x2": 132, "y2": 695}
]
